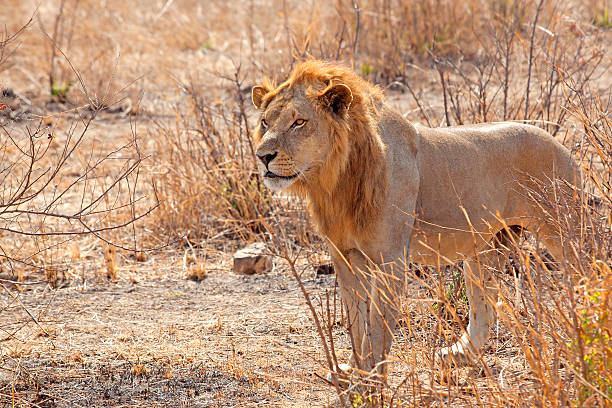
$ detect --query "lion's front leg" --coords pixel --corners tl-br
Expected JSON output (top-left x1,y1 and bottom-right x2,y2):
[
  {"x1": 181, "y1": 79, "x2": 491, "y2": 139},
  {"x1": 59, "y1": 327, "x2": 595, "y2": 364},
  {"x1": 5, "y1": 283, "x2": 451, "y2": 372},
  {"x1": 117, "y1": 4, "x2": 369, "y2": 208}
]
[
  {"x1": 334, "y1": 249, "x2": 406, "y2": 381},
  {"x1": 361, "y1": 260, "x2": 406, "y2": 379},
  {"x1": 331, "y1": 248, "x2": 400, "y2": 389},
  {"x1": 333, "y1": 249, "x2": 371, "y2": 372}
]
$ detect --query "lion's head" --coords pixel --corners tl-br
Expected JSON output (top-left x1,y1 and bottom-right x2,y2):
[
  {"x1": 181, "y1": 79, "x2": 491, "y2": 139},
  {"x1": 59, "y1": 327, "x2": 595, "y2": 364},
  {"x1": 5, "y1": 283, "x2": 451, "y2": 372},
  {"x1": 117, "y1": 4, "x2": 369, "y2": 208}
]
[
  {"x1": 251, "y1": 61, "x2": 387, "y2": 244},
  {"x1": 251, "y1": 62, "x2": 361, "y2": 192}
]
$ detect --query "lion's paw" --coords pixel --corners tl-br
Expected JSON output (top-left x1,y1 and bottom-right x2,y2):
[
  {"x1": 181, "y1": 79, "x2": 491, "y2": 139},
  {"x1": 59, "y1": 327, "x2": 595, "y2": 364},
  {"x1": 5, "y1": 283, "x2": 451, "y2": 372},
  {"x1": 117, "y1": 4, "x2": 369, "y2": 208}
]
[
  {"x1": 326, "y1": 363, "x2": 353, "y2": 385},
  {"x1": 436, "y1": 342, "x2": 477, "y2": 368}
]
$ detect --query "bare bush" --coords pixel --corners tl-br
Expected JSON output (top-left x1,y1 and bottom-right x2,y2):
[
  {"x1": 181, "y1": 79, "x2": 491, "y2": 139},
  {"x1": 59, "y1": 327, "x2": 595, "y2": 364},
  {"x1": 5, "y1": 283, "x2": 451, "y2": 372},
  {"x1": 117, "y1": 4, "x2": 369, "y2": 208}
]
[
  {"x1": 150, "y1": 70, "x2": 271, "y2": 243},
  {"x1": 0, "y1": 22, "x2": 154, "y2": 315}
]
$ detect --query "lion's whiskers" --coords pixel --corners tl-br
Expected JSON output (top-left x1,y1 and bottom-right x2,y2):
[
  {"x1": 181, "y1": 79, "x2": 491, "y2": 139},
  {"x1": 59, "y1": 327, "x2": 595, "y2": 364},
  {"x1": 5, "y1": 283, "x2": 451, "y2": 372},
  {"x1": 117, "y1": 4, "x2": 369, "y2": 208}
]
[{"x1": 290, "y1": 163, "x2": 308, "y2": 184}]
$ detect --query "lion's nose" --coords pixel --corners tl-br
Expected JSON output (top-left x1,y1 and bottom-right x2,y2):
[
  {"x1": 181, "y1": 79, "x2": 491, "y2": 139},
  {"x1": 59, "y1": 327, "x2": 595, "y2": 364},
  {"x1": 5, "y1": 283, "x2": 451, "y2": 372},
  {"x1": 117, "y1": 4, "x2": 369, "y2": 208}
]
[{"x1": 257, "y1": 152, "x2": 277, "y2": 168}]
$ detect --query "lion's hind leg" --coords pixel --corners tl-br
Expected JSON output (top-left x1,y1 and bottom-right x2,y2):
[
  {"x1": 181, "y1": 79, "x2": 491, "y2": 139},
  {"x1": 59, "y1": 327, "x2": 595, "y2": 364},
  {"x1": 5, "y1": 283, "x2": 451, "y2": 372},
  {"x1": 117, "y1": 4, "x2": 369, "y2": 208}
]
[
  {"x1": 437, "y1": 240, "x2": 511, "y2": 367},
  {"x1": 528, "y1": 219, "x2": 581, "y2": 272}
]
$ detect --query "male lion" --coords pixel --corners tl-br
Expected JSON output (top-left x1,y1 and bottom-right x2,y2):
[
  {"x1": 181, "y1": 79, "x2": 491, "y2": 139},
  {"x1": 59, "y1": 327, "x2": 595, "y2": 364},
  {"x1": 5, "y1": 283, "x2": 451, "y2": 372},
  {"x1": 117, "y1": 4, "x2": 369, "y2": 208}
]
[{"x1": 251, "y1": 61, "x2": 580, "y2": 378}]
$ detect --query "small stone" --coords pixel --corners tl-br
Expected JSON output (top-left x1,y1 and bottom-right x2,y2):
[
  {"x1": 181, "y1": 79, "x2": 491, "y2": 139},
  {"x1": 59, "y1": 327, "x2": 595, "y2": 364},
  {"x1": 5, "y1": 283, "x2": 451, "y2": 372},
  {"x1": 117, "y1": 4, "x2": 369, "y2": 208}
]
[
  {"x1": 315, "y1": 263, "x2": 334, "y2": 275},
  {"x1": 1, "y1": 87, "x2": 17, "y2": 98},
  {"x1": 232, "y1": 243, "x2": 272, "y2": 275}
]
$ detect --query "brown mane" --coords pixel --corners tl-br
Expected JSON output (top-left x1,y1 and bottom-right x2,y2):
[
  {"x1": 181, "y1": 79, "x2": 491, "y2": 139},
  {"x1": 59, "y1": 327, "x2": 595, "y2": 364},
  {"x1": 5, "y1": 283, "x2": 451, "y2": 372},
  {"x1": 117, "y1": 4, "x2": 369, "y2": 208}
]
[{"x1": 259, "y1": 61, "x2": 388, "y2": 249}]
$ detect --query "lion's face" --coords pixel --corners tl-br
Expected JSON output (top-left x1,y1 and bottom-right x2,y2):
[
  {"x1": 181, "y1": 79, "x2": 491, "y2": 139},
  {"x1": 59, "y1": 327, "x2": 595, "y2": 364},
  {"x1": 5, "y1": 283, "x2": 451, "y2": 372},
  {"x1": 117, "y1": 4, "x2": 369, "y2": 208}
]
[{"x1": 251, "y1": 82, "x2": 353, "y2": 192}]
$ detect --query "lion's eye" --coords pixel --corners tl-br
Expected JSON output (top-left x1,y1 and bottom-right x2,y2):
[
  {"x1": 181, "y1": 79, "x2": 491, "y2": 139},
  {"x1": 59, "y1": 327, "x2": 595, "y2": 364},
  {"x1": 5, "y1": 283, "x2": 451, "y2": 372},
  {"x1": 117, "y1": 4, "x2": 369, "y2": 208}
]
[
  {"x1": 292, "y1": 119, "x2": 306, "y2": 128},
  {"x1": 261, "y1": 119, "x2": 268, "y2": 129}
]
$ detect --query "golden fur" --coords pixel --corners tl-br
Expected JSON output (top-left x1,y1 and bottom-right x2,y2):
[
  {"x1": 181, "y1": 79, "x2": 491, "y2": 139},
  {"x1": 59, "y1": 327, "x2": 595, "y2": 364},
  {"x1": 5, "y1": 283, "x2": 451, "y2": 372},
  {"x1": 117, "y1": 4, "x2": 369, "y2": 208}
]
[{"x1": 251, "y1": 60, "x2": 581, "y2": 378}]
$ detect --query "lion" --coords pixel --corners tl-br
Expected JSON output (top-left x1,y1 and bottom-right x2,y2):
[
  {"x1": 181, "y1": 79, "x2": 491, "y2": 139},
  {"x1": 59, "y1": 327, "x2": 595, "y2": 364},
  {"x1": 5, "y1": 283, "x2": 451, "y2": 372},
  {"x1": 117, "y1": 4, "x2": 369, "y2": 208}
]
[{"x1": 250, "y1": 60, "x2": 581, "y2": 379}]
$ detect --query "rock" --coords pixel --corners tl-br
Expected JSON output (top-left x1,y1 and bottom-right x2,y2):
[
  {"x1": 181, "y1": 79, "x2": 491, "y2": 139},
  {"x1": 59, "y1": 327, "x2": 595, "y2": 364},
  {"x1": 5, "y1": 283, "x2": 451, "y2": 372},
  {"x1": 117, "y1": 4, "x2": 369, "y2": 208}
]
[
  {"x1": 315, "y1": 263, "x2": 334, "y2": 275},
  {"x1": 0, "y1": 87, "x2": 36, "y2": 123},
  {"x1": 1, "y1": 88, "x2": 17, "y2": 98},
  {"x1": 232, "y1": 243, "x2": 272, "y2": 275}
]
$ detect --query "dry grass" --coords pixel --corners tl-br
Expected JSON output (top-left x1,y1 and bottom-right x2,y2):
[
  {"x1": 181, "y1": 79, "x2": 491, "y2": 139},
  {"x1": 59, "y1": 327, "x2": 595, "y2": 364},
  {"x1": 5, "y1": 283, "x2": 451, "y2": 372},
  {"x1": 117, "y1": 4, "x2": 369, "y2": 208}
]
[{"x1": 0, "y1": 0, "x2": 610, "y2": 406}]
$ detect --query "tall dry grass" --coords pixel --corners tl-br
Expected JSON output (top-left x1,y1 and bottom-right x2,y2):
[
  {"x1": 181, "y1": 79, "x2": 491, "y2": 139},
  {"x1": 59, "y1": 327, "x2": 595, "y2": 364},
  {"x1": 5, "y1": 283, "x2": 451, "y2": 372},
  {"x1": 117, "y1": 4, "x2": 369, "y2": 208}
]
[
  {"x1": 141, "y1": 1, "x2": 611, "y2": 405},
  {"x1": 263, "y1": 76, "x2": 611, "y2": 407},
  {"x1": 233, "y1": 1, "x2": 610, "y2": 406},
  {"x1": 150, "y1": 71, "x2": 272, "y2": 243},
  {"x1": 0, "y1": 0, "x2": 610, "y2": 406}
]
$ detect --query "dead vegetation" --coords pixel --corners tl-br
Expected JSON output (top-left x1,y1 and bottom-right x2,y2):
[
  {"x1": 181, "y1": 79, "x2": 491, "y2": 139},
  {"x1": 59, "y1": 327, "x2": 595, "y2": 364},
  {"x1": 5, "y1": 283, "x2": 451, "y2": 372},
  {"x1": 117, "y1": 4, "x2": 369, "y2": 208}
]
[{"x1": 0, "y1": 0, "x2": 610, "y2": 407}]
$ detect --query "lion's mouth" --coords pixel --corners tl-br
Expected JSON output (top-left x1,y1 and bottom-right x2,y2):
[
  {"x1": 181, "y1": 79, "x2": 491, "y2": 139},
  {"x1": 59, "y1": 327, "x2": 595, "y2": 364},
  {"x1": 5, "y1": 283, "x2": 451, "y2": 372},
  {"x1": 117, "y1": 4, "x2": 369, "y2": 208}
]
[{"x1": 264, "y1": 171, "x2": 299, "y2": 180}]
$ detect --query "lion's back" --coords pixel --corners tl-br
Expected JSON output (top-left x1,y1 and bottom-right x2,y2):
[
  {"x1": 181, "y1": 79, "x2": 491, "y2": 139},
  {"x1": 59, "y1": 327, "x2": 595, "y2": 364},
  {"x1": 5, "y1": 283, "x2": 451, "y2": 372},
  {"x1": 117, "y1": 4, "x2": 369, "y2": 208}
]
[
  {"x1": 415, "y1": 122, "x2": 578, "y2": 184},
  {"x1": 412, "y1": 121, "x2": 579, "y2": 234}
]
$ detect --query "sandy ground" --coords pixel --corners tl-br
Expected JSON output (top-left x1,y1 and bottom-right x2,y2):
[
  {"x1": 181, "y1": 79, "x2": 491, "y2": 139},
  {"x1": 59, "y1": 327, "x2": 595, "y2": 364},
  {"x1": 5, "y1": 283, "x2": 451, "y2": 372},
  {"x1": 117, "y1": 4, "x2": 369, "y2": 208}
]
[
  {"x1": 1, "y1": 250, "x2": 347, "y2": 407},
  {"x1": 1, "y1": 239, "x2": 550, "y2": 407}
]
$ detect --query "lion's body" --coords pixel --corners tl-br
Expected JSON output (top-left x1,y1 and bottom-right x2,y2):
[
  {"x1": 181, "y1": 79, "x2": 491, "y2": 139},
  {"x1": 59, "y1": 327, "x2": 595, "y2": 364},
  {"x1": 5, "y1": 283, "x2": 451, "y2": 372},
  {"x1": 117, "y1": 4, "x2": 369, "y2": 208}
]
[
  {"x1": 410, "y1": 121, "x2": 579, "y2": 264},
  {"x1": 251, "y1": 61, "x2": 580, "y2": 377}
]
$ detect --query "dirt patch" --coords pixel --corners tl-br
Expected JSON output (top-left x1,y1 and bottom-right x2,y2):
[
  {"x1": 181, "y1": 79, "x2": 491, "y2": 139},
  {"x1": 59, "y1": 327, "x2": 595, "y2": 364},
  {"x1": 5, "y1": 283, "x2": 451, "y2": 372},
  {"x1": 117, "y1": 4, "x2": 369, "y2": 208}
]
[{"x1": 1, "y1": 255, "x2": 346, "y2": 407}]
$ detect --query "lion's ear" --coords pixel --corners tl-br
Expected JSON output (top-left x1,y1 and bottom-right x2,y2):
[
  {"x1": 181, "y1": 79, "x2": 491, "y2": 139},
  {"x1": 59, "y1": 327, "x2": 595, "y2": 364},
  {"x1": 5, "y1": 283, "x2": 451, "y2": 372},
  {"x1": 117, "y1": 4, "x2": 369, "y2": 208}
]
[
  {"x1": 318, "y1": 83, "x2": 353, "y2": 116},
  {"x1": 252, "y1": 85, "x2": 269, "y2": 110}
]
